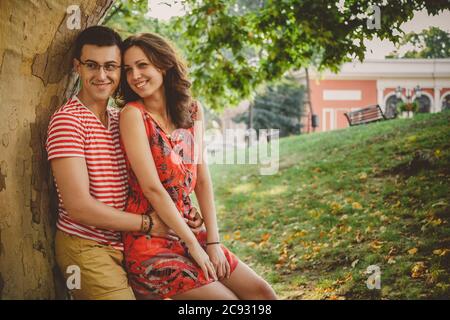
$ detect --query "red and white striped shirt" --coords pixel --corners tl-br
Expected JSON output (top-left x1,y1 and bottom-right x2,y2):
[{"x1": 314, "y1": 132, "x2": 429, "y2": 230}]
[{"x1": 46, "y1": 96, "x2": 127, "y2": 250}]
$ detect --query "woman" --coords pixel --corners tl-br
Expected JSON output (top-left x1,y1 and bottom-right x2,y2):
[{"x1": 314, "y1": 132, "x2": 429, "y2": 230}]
[{"x1": 119, "y1": 33, "x2": 277, "y2": 300}]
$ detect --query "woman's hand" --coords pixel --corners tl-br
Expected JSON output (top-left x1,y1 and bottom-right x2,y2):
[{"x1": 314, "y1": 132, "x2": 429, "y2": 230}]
[
  {"x1": 187, "y1": 242, "x2": 218, "y2": 282},
  {"x1": 184, "y1": 207, "x2": 206, "y2": 234},
  {"x1": 206, "y1": 244, "x2": 231, "y2": 280}
]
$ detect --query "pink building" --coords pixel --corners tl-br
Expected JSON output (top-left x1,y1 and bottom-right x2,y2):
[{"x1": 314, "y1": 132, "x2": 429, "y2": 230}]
[{"x1": 296, "y1": 59, "x2": 450, "y2": 133}]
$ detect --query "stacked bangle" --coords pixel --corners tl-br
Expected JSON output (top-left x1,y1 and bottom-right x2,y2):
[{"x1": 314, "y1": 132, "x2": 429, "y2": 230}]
[
  {"x1": 141, "y1": 213, "x2": 154, "y2": 234},
  {"x1": 141, "y1": 215, "x2": 150, "y2": 233}
]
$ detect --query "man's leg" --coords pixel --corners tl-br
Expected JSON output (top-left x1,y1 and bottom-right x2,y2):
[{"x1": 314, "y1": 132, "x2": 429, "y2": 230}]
[{"x1": 55, "y1": 230, "x2": 135, "y2": 300}]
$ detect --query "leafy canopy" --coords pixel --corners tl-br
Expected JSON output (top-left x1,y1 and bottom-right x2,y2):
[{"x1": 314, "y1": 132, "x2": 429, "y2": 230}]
[{"x1": 105, "y1": 0, "x2": 450, "y2": 109}]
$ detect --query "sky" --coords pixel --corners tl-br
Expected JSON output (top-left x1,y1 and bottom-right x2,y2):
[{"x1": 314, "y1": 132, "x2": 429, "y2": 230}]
[
  {"x1": 146, "y1": 1, "x2": 450, "y2": 59},
  {"x1": 146, "y1": 0, "x2": 186, "y2": 20},
  {"x1": 365, "y1": 9, "x2": 450, "y2": 59}
]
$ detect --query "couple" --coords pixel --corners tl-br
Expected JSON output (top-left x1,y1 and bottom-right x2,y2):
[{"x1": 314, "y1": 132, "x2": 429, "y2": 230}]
[{"x1": 46, "y1": 26, "x2": 277, "y2": 300}]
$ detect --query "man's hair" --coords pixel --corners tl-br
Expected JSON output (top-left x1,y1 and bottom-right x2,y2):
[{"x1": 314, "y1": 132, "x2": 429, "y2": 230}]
[{"x1": 73, "y1": 26, "x2": 122, "y2": 60}]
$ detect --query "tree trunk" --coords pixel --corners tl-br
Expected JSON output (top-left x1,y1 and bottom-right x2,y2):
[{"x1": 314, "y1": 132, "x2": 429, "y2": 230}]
[{"x1": 0, "y1": 0, "x2": 114, "y2": 299}]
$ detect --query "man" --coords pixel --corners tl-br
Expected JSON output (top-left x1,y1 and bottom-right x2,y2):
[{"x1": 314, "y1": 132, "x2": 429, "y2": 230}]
[{"x1": 46, "y1": 26, "x2": 203, "y2": 300}]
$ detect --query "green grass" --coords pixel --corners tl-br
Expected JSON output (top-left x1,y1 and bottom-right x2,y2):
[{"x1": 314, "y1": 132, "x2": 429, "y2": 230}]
[{"x1": 203, "y1": 110, "x2": 450, "y2": 300}]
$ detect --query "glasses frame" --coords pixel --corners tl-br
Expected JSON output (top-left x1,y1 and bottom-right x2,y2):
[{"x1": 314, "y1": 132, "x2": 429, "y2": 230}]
[{"x1": 78, "y1": 60, "x2": 122, "y2": 73}]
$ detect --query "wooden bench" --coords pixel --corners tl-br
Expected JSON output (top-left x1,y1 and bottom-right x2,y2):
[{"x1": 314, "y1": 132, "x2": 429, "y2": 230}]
[{"x1": 344, "y1": 105, "x2": 387, "y2": 126}]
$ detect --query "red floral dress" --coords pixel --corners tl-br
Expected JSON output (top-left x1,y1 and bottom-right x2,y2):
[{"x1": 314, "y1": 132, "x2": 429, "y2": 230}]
[{"x1": 120, "y1": 101, "x2": 239, "y2": 300}]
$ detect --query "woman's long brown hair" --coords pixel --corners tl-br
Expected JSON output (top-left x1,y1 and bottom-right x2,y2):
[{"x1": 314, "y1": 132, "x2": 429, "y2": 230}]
[{"x1": 120, "y1": 33, "x2": 194, "y2": 128}]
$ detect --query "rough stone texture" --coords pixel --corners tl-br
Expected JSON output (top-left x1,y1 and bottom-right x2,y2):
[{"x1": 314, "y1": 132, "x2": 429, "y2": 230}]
[{"x1": 0, "y1": 0, "x2": 114, "y2": 299}]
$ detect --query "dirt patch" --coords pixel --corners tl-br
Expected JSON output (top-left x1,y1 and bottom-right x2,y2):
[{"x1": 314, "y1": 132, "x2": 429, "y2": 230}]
[{"x1": 380, "y1": 150, "x2": 438, "y2": 177}]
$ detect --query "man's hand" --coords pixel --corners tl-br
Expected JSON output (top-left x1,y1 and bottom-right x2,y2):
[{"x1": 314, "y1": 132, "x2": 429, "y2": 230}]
[
  {"x1": 147, "y1": 211, "x2": 179, "y2": 241},
  {"x1": 184, "y1": 207, "x2": 205, "y2": 234}
]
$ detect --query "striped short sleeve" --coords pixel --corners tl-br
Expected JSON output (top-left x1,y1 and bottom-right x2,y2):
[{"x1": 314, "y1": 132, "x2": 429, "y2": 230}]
[{"x1": 46, "y1": 111, "x2": 85, "y2": 160}]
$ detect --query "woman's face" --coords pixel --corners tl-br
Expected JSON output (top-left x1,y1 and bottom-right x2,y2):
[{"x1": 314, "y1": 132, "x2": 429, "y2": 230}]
[{"x1": 123, "y1": 45, "x2": 164, "y2": 99}]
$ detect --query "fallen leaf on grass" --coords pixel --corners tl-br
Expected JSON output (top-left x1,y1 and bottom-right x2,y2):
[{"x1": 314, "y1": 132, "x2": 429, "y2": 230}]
[
  {"x1": 433, "y1": 249, "x2": 449, "y2": 256},
  {"x1": 246, "y1": 241, "x2": 257, "y2": 249},
  {"x1": 411, "y1": 262, "x2": 427, "y2": 278},
  {"x1": 407, "y1": 248, "x2": 418, "y2": 255},
  {"x1": 358, "y1": 172, "x2": 368, "y2": 181},
  {"x1": 387, "y1": 257, "x2": 396, "y2": 264},
  {"x1": 370, "y1": 240, "x2": 383, "y2": 250},
  {"x1": 295, "y1": 230, "x2": 308, "y2": 238},
  {"x1": 388, "y1": 247, "x2": 398, "y2": 256},
  {"x1": 430, "y1": 218, "x2": 442, "y2": 226},
  {"x1": 355, "y1": 231, "x2": 364, "y2": 243},
  {"x1": 352, "y1": 202, "x2": 363, "y2": 210},
  {"x1": 434, "y1": 149, "x2": 441, "y2": 158},
  {"x1": 260, "y1": 233, "x2": 271, "y2": 242},
  {"x1": 330, "y1": 202, "x2": 343, "y2": 215},
  {"x1": 345, "y1": 197, "x2": 354, "y2": 204}
]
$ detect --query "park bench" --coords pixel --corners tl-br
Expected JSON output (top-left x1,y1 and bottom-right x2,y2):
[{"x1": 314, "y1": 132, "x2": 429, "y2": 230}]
[{"x1": 344, "y1": 104, "x2": 387, "y2": 126}]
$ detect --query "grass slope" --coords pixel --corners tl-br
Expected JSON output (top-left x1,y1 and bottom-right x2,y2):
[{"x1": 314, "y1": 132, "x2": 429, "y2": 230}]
[{"x1": 206, "y1": 111, "x2": 450, "y2": 300}]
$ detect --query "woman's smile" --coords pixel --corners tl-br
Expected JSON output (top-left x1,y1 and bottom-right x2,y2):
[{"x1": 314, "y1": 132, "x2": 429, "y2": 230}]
[{"x1": 134, "y1": 79, "x2": 149, "y2": 89}]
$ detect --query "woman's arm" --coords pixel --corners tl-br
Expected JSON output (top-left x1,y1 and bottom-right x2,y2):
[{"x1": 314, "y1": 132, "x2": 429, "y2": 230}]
[
  {"x1": 194, "y1": 103, "x2": 220, "y2": 243},
  {"x1": 193, "y1": 103, "x2": 231, "y2": 279},
  {"x1": 120, "y1": 105, "x2": 217, "y2": 280}
]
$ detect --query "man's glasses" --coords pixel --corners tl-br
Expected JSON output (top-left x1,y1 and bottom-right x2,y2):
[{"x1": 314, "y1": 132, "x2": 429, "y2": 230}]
[{"x1": 79, "y1": 60, "x2": 121, "y2": 72}]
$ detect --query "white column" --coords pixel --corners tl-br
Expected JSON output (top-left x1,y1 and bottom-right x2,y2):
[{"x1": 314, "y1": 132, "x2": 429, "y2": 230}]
[
  {"x1": 377, "y1": 82, "x2": 385, "y2": 112},
  {"x1": 434, "y1": 86, "x2": 442, "y2": 113}
]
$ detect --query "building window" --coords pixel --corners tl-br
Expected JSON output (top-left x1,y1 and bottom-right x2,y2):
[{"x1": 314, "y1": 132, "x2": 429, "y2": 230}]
[
  {"x1": 442, "y1": 94, "x2": 450, "y2": 111},
  {"x1": 414, "y1": 95, "x2": 431, "y2": 113},
  {"x1": 385, "y1": 95, "x2": 402, "y2": 118}
]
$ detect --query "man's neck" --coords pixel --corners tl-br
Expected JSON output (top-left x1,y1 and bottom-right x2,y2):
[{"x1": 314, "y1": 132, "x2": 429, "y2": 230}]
[{"x1": 77, "y1": 90, "x2": 109, "y2": 118}]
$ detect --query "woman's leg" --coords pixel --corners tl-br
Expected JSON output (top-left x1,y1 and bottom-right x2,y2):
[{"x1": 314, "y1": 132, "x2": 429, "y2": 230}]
[
  {"x1": 171, "y1": 281, "x2": 239, "y2": 300},
  {"x1": 220, "y1": 260, "x2": 277, "y2": 300}
]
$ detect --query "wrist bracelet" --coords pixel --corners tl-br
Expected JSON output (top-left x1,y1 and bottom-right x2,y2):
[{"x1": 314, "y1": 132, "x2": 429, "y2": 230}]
[
  {"x1": 206, "y1": 241, "x2": 220, "y2": 246},
  {"x1": 141, "y1": 214, "x2": 150, "y2": 233},
  {"x1": 145, "y1": 211, "x2": 154, "y2": 235}
]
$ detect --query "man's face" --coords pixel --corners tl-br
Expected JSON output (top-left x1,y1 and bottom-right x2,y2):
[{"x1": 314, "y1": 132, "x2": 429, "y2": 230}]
[{"x1": 74, "y1": 44, "x2": 121, "y2": 102}]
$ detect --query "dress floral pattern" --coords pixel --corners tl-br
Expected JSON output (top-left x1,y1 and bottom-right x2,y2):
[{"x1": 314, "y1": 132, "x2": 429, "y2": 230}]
[{"x1": 120, "y1": 101, "x2": 239, "y2": 300}]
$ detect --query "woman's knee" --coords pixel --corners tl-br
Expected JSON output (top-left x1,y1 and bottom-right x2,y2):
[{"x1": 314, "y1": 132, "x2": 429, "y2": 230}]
[{"x1": 254, "y1": 278, "x2": 277, "y2": 300}]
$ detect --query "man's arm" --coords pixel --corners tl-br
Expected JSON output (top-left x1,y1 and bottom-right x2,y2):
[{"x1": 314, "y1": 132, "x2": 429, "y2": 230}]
[
  {"x1": 48, "y1": 110, "x2": 202, "y2": 235},
  {"x1": 50, "y1": 157, "x2": 143, "y2": 231}
]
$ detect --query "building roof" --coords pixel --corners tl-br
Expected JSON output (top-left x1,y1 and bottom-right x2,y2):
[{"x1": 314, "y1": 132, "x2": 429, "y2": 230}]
[{"x1": 294, "y1": 59, "x2": 450, "y2": 81}]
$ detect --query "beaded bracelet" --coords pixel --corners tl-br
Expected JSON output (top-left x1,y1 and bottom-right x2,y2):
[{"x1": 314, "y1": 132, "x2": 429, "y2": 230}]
[
  {"x1": 141, "y1": 214, "x2": 150, "y2": 233},
  {"x1": 145, "y1": 211, "x2": 154, "y2": 234}
]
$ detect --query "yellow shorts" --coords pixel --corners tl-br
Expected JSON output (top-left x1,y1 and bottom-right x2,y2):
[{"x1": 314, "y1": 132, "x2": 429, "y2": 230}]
[{"x1": 55, "y1": 230, "x2": 135, "y2": 300}]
